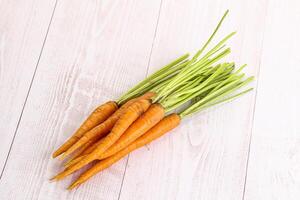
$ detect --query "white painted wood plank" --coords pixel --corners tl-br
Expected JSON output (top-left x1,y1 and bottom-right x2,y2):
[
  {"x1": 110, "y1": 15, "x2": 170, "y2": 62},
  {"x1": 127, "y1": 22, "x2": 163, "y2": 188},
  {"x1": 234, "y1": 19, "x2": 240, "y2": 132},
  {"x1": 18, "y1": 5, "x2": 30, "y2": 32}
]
[
  {"x1": 0, "y1": 0, "x2": 161, "y2": 199},
  {"x1": 244, "y1": 0, "x2": 300, "y2": 199},
  {"x1": 0, "y1": 0, "x2": 56, "y2": 172},
  {"x1": 119, "y1": 0, "x2": 268, "y2": 200}
]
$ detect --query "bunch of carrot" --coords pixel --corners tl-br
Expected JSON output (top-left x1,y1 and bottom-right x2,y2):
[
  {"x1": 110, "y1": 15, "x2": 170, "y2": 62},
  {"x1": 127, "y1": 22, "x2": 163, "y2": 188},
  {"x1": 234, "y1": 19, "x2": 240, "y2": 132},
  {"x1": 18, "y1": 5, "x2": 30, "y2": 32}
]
[{"x1": 50, "y1": 10, "x2": 254, "y2": 189}]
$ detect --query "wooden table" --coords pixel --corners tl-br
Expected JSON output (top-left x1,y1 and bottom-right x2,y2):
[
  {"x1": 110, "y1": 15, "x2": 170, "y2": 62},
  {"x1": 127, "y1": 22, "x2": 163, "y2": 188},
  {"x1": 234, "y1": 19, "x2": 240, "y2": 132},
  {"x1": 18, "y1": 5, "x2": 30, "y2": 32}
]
[{"x1": 0, "y1": 0, "x2": 299, "y2": 199}]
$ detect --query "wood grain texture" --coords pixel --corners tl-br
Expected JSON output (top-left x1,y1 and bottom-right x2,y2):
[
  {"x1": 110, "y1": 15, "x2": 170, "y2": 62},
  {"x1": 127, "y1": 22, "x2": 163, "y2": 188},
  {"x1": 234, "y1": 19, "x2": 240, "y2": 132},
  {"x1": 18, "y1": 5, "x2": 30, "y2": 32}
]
[
  {"x1": 1, "y1": 0, "x2": 299, "y2": 199},
  {"x1": 118, "y1": 0, "x2": 268, "y2": 200},
  {"x1": 0, "y1": 0, "x2": 161, "y2": 199},
  {"x1": 0, "y1": 0, "x2": 56, "y2": 173},
  {"x1": 243, "y1": 0, "x2": 300, "y2": 199}
]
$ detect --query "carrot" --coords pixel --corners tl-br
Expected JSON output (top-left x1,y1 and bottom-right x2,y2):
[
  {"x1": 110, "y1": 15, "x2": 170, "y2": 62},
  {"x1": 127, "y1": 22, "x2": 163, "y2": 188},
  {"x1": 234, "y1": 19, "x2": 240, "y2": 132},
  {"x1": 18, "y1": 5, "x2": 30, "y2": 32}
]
[
  {"x1": 58, "y1": 117, "x2": 116, "y2": 160},
  {"x1": 64, "y1": 138, "x2": 103, "y2": 168},
  {"x1": 99, "y1": 103, "x2": 165, "y2": 159},
  {"x1": 52, "y1": 99, "x2": 151, "y2": 180},
  {"x1": 52, "y1": 101, "x2": 118, "y2": 158},
  {"x1": 66, "y1": 140, "x2": 93, "y2": 163},
  {"x1": 59, "y1": 92, "x2": 155, "y2": 160},
  {"x1": 120, "y1": 91, "x2": 155, "y2": 106},
  {"x1": 81, "y1": 138, "x2": 103, "y2": 155},
  {"x1": 65, "y1": 103, "x2": 165, "y2": 167},
  {"x1": 64, "y1": 155, "x2": 84, "y2": 169},
  {"x1": 135, "y1": 91, "x2": 156, "y2": 102},
  {"x1": 64, "y1": 137, "x2": 99, "y2": 167},
  {"x1": 68, "y1": 114, "x2": 181, "y2": 189}
]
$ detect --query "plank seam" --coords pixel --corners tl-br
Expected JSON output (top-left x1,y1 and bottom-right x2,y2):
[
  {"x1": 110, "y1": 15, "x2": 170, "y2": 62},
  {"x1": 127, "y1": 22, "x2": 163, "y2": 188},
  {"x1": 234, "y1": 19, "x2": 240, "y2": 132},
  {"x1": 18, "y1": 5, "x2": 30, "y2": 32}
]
[
  {"x1": 117, "y1": 155, "x2": 130, "y2": 200},
  {"x1": 144, "y1": 0, "x2": 163, "y2": 79},
  {"x1": 241, "y1": 2, "x2": 269, "y2": 199},
  {"x1": 117, "y1": 0, "x2": 163, "y2": 199},
  {"x1": 0, "y1": 0, "x2": 59, "y2": 180}
]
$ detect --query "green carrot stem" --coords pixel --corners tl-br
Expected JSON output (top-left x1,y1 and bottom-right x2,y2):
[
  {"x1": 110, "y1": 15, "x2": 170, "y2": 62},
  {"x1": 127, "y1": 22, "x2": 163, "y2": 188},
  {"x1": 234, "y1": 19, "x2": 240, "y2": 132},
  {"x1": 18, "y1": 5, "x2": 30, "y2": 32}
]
[
  {"x1": 162, "y1": 69, "x2": 230, "y2": 111},
  {"x1": 117, "y1": 53, "x2": 189, "y2": 104},
  {"x1": 195, "y1": 88, "x2": 253, "y2": 112},
  {"x1": 153, "y1": 10, "x2": 233, "y2": 102},
  {"x1": 163, "y1": 81, "x2": 223, "y2": 112},
  {"x1": 179, "y1": 76, "x2": 254, "y2": 117},
  {"x1": 191, "y1": 10, "x2": 229, "y2": 61},
  {"x1": 209, "y1": 64, "x2": 246, "y2": 94},
  {"x1": 155, "y1": 47, "x2": 231, "y2": 102},
  {"x1": 119, "y1": 61, "x2": 187, "y2": 102},
  {"x1": 161, "y1": 43, "x2": 230, "y2": 95},
  {"x1": 118, "y1": 56, "x2": 189, "y2": 103},
  {"x1": 155, "y1": 30, "x2": 235, "y2": 102},
  {"x1": 175, "y1": 63, "x2": 233, "y2": 97}
]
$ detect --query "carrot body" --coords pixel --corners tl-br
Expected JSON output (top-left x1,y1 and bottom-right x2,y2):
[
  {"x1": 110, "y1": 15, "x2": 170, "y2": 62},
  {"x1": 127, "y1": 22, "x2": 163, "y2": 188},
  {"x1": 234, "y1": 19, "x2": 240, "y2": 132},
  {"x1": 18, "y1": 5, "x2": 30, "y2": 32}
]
[
  {"x1": 52, "y1": 101, "x2": 118, "y2": 158},
  {"x1": 121, "y1": 91, "x2": 155, "y2": 106},
  {"x1": 64, "y1": 138, "x2": 103, "y2": 168},
  {"x1": 99, "y1": 103, "x2": 165, "y2": 159},
  {"x1": 59, "y1": 92, "x2": 155, "y2": 160},
  {"x1": 52, "y1": 99, "x2": 151, "y2": 180},
  {"x1": 81, "y1": 138, "x2": 103, "y2": 155},
  {"x1": 66, "y1": 103, "x2": 164, "y2": 167},
  {"x1": 64, "y1": 136, "x2": 101, "y2": 167},
  {"x1": 135, "y1": 91, "x2": 156, "y2": 102},
  {"x1": 59, "y1": 117, "x2": 116, "y2": 160},
  {"x1": 65, "y1": 155, "x2": 85, "y2": 169},
  {"x1": 68, "y1": 114, "x2": 181, "y2": 189},
  {"x1": 66, "y1": 140, "x2": 93, "y2": 162}
]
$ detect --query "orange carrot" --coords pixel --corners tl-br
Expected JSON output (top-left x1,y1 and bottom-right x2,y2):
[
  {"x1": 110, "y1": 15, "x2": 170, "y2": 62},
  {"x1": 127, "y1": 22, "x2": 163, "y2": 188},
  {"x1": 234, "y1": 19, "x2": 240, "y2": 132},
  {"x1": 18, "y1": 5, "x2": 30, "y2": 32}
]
[
  {"x1": 58, "y1": 92, "x2": 155, "y2": 160},
  {"x1": 64, "y1": 137, "x2": 100, "y2": 167},
  {"x1": 52, "y1": 99, "x2": 151, "y2": 180},
  {"x1": 65, "y1": 103, "x2": 164, "y2": 167},
  {"x1": 52, "y1": 101, "x2": 118, "y2": 158},
  {"x1": 58, "y1": 117, "x2": 116, "y2": 160},
  {"x1": 99, "y1": 103, "x2": 165, "y2": 159},
  {"x1": 121, "y1": 91, "x2": 155, "y2": 106},
  {"x1": 64, "y1": 138, "x2": 103, "y2": 168},
  {"x1": 68, "y1": 114, "x2": 181, "y2": 189},
  {"x1": 81, "y1": 138, "x2": 103, "y2": 155},
  {"x1": 64, "y1": 155, "x2": 84, "y2": 169},
  {"x1": 135, "y1": 91, "x2": 156, "y2": 103},
  {"x1": 66, "y1": 141, "x2": 92, "y2": 162}
]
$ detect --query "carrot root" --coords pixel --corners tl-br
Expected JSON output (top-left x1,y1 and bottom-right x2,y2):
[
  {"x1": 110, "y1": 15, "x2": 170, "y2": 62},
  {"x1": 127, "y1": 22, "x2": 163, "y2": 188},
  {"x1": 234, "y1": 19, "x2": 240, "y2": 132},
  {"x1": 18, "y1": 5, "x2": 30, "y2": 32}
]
[
  {"x1": 64, "y1": 155, "x2": 86, "y2": 169},
  {"x1": 58, "y1": 92, "x2": 155, "y2": 160},
  {"x1": 52, "y1": 101, "x2": 118, "y2": 158},
  {"x1": 99, "y1": 103, "x2": 165, "y2": 159},
  {"x1": 68, "y1": 114, "x2": 180, "y2": 189},
  {"x1": 52, "y1": 99, "x2": 151, "y2": 180}
]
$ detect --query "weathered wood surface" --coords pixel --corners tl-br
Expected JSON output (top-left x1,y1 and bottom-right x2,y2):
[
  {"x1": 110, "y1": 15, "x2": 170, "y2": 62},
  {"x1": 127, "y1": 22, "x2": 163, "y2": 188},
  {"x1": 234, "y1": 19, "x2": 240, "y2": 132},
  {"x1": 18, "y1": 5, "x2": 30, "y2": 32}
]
[
  {"x1": 0, "y1": 0, "x2": 299, "y2": 199},
  {"x1": 0, "y1": 0, "x2": 57, "y2": 173}
]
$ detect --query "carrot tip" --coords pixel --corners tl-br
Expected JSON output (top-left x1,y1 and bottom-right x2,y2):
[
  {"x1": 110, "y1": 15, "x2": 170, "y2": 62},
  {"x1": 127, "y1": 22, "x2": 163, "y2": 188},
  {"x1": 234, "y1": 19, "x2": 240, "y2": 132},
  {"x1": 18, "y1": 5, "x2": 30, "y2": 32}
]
[
  {"x1": 68, "y1": 181, "x2": 80, "y2": 190},
  {"x1": 50, "y1": 172, "x2": 67, "y2": 181},
  {"x1": 52, "y1": 152, "x2": 60, "y2": 158},
  {"x1": 52, "y1": 148, "x2": 66, "y2": 158},
  {"x1": 49, "y1": 176, "x2": 58, "y2": 182}
]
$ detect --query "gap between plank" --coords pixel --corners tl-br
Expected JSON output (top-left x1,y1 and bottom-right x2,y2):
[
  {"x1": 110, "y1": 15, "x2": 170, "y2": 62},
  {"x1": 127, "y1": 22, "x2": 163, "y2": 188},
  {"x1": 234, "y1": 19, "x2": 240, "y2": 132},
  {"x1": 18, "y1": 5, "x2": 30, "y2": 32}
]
[
  {"x1": 0, "y1": 0, "x2": 59, "y2": 180},
  {"x1": 241, "y1": 3, "x2": 269, "y2": 200},
  {"x1": 117, "y1": 0, "x2": 163, "y2": 199}
]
